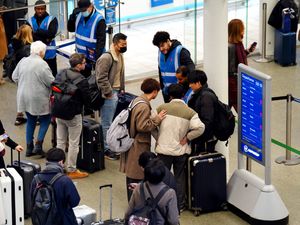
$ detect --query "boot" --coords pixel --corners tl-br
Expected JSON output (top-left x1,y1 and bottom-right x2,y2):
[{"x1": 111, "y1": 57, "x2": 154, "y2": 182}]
[
  {"x1": 32, "y1": 140, "x2": 43, "y2": 154},
  {"x1": 26, "y1": 143, "x2": 35, "y2": 157}
]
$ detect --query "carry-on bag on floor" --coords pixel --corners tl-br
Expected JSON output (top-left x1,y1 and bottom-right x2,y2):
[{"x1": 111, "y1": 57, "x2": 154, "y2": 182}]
[
  {"x1": 73, "y1": 205, "x2": 97, "y2": 225},
  {"x1": 93, "y1": 184, "x2": 124, "y2": 225},
  {"x1": 0, "y1": 167, "x2": 24, "y2": 225},
  {"x1": 113, "y1": 92, "x2": 137, "y2": 119},
  {"x1": 77, "y1": 118, "x2": 105, "y2": 173},
  {"x1": 188, "y1": 152, "x2": 227, "y2": 216},
  {"x1": 9, "y1": 150, "x2": 41, "y2": 218},
  {"x1": 0, "y1": 185, "x2": 5, "y2": 225},
  {"x1": 274, "y1": 30, "x2": 296, "y2": 66}
]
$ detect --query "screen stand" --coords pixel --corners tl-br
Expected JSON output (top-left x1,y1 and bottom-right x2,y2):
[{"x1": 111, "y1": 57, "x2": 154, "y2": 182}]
[{"x1": 227, "y1": 169, "x2": 289, "y2": 225}]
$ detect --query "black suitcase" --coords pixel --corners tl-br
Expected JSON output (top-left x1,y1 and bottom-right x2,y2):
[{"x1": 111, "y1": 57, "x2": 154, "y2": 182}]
[
  {"x1": 113, "y1": 92, "x2": 137, "y2": 119},
  {"x1": 188, "y1": 152, "x2": 227, "y2": 216},
  {"x1": 9, "y1": 150, "x2": 41, "y2": 218},
  {"x1": 77, "y1": 118, "x2": 105, "y2": 173}
]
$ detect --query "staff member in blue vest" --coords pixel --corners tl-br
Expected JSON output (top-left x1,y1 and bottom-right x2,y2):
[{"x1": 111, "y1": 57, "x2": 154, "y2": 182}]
[
  {"x1": 176, "y1": 65, "x2": 193, "y2": 104},
  {"x1": 28, "y1": 0, "x2": 58, "y2": 77},
  {"x1": 68, "y1": 0, "x2": 106, "y2": 77},
  {"x1": 152, "y1": 31, "x2": 195, "y2": 103}
]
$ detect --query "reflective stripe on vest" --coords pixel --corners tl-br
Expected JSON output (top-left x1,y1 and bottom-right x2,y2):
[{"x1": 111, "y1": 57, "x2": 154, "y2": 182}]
[
  {"x1": 75, "y1": 10, "x2": 103, "y2": 61},
  {"x1": 29, "y1": 16, "x2": 57, "y2": 59},
  {"x1": 183, "y1": 88, "x2": 193, "y2": 104},
  {"x1": 158, "y1": 45, "x2": 182, "y2": 88}
]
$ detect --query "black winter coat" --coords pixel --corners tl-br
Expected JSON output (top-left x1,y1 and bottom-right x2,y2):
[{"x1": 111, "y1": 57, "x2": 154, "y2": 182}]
[
  {"x1": 268, "y1": 0, "x2": 299, "y2": 32},
  {"x1": 188, "y1": 84, "x2": 217, "y2": 144}
]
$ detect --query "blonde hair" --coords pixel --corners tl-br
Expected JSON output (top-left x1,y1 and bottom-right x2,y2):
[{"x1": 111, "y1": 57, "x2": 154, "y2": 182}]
[
  {"x1": 15, "y1": 24, "x2": 33, "y2": 45},
  {"x1": 228, "y1": 19, "x2": 244, "y2": 44}
]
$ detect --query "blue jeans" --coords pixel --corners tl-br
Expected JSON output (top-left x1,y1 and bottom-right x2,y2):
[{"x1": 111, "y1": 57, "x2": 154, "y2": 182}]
[
  {"x1": 25, "y1": 112, "x2": 51, "y2": 144},
  {"x1": 100, "y1": 90, "x2": 119, "y2": 151}
]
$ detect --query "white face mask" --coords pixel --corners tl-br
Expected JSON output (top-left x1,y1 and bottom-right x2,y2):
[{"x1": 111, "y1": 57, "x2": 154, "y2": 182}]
[
  {"x1": 0, "y1": 142, "x2": 5, "y2": 152},
  {"x1": 82, "y1": 10, "x2": 90, "y2": 17}
]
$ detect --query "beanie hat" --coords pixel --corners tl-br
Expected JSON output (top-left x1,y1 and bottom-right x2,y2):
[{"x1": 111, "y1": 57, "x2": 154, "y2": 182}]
[{"x1": 78, "y1": 0, "x2": 91, "y2": 9}]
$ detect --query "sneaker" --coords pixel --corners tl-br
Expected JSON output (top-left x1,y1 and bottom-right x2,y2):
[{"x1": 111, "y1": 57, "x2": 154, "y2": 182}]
[
  {"x1": 67, "y1": 170, "x2": 89, "y2": 179},
  {"x1": 105, "y1": 150, "x2": 120, "y2": 160},
  {"x1": 180, "y1": 206, "x2": 186, "y2": 213},
  {"x1": 15, "y1": 117, "x2": 27, "y2": 126}
]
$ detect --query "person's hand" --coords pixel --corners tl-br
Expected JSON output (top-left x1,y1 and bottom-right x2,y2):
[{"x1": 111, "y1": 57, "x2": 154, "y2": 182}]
[
  {"x1": 158, "y1": 109, "x2": 167, "y2": 120},
  {"x1": 128, "y1": 183, "x2": 138, "y2": 190},
  {"x1": 180, "y1": 136, "x2": 188, "y2": 145},
  {"x1": 105, "y1": 93, "x2": 113, "y2": 99},
  {"x1": 73, "y1": 7, "x2": 82, "y2": 16},
  {"x1": 15, "y1": 145, "x2": 24, "y2": 152}
]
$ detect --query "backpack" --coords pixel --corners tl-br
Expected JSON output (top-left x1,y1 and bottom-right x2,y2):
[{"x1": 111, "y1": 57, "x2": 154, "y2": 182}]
[
  {"x1": 106, "y1": 99, "x2": 146, "y2": 153},
  {"x1": 31, "y1": 173, "x2": 64, "y2": 225},
  {"x1": 51, "y1": 70, "x2": 85, "y2": 120},
  {"x1": 203, "y1": 88, "x2": 235, "y2": 141},
  {"x1": 87, "y1": 74, "x2": 105, "y2": 110},
  {"x1": 3, "y1": 52, "x2": 17, "y2": 81},
  {"x1": 3, "y1": 44, "x2": 30, "y2": 81},
  {"x1": 128, "y1": 182, "x2": 169, "y2": 225}
]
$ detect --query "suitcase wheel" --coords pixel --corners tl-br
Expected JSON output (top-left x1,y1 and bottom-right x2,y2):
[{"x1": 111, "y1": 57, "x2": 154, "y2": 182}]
[
  {"x1": 221, "y1": 202, "x2": 228, "y2": 211},
  {"x1": 193, "y1": 210, "x2": 201, "y2": 217}
]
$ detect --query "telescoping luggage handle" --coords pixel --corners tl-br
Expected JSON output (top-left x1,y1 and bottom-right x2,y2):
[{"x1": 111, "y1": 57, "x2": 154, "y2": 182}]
[
  {"x1": 99, "y1": 184, "x2": 113, "y2": 222},
  {"x1": 10, "y1": 148, "x2": 21, "y2": 166}
]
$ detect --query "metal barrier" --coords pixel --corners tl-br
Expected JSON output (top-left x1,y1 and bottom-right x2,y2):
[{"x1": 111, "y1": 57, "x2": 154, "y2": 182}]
[{"x1": 272, "y1": 94, "x2": 300, "y2": 165}]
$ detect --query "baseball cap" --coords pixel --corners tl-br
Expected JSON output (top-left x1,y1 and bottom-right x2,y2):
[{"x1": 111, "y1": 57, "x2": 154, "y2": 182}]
[
  {"x1": 78, "y1": 0, "x2": 91, "y2": 10},
  {"x1": 34, "y1": 0, "x2": 46, "y2": 7}
]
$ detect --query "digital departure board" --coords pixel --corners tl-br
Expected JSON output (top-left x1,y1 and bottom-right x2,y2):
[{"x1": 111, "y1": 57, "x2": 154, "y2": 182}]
[{"x1": 238, "y1": 64, "x2": 272, "y2": 166}]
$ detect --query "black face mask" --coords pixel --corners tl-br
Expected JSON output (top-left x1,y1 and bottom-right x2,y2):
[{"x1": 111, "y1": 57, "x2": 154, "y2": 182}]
[{"x1": 119, "y1": 47, "x2": 127, "y2": 53}]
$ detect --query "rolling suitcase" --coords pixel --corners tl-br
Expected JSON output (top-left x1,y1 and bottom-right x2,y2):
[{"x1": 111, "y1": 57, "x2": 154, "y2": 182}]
[
  {"x1": 0, "y1": 167, "x2": 24, "y2": 225},
  {"x1": 93, "y1": 184, "x2": 124, "y2": 225},
  {"x1": 188, "y1": 152, "x2": 227, "y2": 216},
  {"x1": 113, "y1": 92, "x2": 137, "y2": 119},
  {"x1": 73, "y1": 205, "x2": 97, "y2": 225},
  {"x1": 77, "y1": 118, "x2": 105, "y2": 173},
  {"x1": 274, "y1": 30, "x2": 296, "y2": 66},
  {"x1": 11, "y1": 153, "x2": 41, "y2": 218}
]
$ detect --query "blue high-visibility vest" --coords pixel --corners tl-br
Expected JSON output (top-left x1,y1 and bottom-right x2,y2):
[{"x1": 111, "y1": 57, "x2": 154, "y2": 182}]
[
  {"x1": 75, "y1": 10, "x2": 104, "y2": 62},
  {"x1": 28, "y1": 16, "x2": 57, "y2": 59},
  {"x1": 183, "y1": 88, "x2": 193, "y2": 104},
  {"x1": 158, "y1": 45, "x2": 182, "y2": 92}
]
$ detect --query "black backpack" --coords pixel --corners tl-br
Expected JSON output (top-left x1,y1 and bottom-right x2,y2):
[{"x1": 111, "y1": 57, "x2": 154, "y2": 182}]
[
  {"x1": 128, "y1": 182, "x2": 169, "y2": 225},
  {"x1": 31, "y1": 173, "x2": 64, "y2": 225},
  {"x1": 203, "y1": 89, "x2": 236, "y2": 141},
  {"x1": 87, "y1": 74, "x2": 104, "y2": 110},
  {"x1": 51, "y1": 70, "x2": 85, "y2": 120}
]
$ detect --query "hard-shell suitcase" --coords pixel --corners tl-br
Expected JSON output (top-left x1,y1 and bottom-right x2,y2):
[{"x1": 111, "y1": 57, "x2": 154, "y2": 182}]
[
  {"x1": 93, "y1": 184, "x2": 124, "y2": 225},
  {"x1": 274, "y1": 30, "x2": 296, "y2": 66},
  {"x1": 113, "y1": 92, "x2": 137, "y2": 119},
  {"x1": 11, "y1": 154, "x2": 41, "y2": 218},
  {"x1": 73, "y1": 205, "x2": 97, "y2": 225},
  {"x1": 0, "y1": 186, "x2": 5, "y2": 225},
  {"x1": 0, "y1": 167, "x2": 24, "y2": 225},
  {"x1": 77, "y1": 118, "x2": 105, "y2": 173},
  {"x1": 188, "y1": 152, "x2": 227, "y2": 216}
]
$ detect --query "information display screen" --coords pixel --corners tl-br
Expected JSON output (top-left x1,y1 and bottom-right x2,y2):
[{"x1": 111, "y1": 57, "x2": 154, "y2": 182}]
[
  {"x1": 238, "y1": 64, "x2": 272, "y2": 167},
  {"x1": 240, "y1": 72, "x2": 264, "y2": 162}
]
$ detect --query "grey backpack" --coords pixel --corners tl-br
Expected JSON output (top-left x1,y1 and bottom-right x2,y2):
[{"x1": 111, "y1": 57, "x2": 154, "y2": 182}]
[{"x1": 107, "y1": 99, "x2": 146, "y2": 153}]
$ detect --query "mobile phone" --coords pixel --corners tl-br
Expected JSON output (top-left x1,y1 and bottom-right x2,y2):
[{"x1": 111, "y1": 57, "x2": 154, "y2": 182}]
[{"x1": 250, "y1": 42, "x2": 257, "y2": 51}]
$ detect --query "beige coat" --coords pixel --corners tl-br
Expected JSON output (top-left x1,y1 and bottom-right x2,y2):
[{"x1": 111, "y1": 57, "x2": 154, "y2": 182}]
[
  {"x1": 0, "y1": 17, "x2": 8, "y2": 60},
  {"x1": 120, "y1": 94, "x2": 162, "y2": 180}
]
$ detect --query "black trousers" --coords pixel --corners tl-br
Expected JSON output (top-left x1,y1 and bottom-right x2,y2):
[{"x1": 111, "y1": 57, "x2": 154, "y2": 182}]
[
  {"x1": 45, "y1": 57, "x2": 57, "y2": 77},
  {"x1": 126, "y1": 176, "x2": 142, "y2": 202},
  {"x1": 0, "y1": 156, "x2": 5, "y2": 169},
  {"x1": 157, "y1": 153, "x2": 188, "y2": 209},
  {"x1": 192, "y1": 140, "x2": 218, "y2": 155}
]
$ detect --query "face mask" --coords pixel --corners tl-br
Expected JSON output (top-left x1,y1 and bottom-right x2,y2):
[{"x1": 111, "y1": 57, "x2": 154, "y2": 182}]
[
  {"x1": 82, "y1": 10, "x2": 90, "y2": 17},
  {"x1": 119, "y1": 47, "x2": 127, "y2": 53}
]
